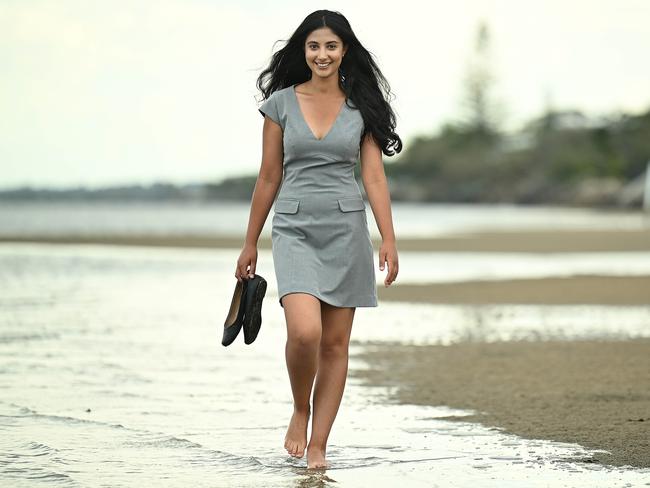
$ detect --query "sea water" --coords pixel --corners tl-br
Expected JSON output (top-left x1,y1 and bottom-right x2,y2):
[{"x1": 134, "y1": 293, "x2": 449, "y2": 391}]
[{"x1": 1, "y1": 243, "x2": 649, "y2": 487}]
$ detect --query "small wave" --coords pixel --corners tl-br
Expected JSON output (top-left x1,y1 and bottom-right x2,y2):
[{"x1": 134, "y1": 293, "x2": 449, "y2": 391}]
[
  {"x1": 0, "y1": 403, "x2": 132, "y2": 432},
  {"x1": 0, "y1": 442, "x2": 78, "y2": 487},
  {"x1": 1, "y1": 411, "x2": 127, "y2": 430},
  {"x1": 123, "y1": 434, "x2": 203, "y2": 450},
  {"x1": 0, "y1": 402, "x2": 279, "y2": 479},
  {"x1": 24, "y1": 471, "x2": 74, "y2": 482},
  {"x1": 25, "y1": 441, "x2": 59, "y2": 456},
  {"x1": 187, "y1": 448, "x2": 274, "y2": 472},
  {"x1": 0, "y1": 442, "x2": 59, "y2": 461}
]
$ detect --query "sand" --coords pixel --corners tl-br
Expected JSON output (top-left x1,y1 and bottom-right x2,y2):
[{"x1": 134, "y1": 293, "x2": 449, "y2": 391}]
[
  {"x1": 1, "y1": 227, "x2": 650, "y2": 252},
  {"x1": 351, "y1": 339, "x2": 650, "y2": 469},
  {"x1": 377, "y1": 275, "x2": 650, "y2": 305}
]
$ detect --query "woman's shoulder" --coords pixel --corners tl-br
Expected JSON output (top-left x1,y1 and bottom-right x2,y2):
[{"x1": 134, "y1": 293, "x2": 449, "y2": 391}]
[
  {"x1": 259, "y1": 85, "x2": 294, "y2": 129},
  {"x1": 260, "y1": 86, "x2": 292, "y2": 112},
  {"x1": 269, "y1": 85, "x2": 293, "y2": 99}
]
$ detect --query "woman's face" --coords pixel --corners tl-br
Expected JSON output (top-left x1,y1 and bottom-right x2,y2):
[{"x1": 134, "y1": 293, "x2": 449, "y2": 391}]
[{"x1": 303, "y1": 27, "x2": 347, "y2": 81}]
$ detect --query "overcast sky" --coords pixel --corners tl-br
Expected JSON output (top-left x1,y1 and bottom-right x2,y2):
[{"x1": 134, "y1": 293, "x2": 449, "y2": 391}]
[{"x1": 1, "y1": 0, "x2": 649, "y2": 189}]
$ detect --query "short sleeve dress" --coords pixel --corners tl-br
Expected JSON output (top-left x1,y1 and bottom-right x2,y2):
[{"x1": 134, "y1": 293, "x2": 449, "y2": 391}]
[{"x1": 258, "y1": 84, "x2": 377, "y2": 309}]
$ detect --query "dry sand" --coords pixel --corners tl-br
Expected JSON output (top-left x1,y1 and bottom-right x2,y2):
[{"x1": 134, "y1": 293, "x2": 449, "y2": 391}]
[{"x1": 351, "y1": 339, "x2": 650, "y2": 468}]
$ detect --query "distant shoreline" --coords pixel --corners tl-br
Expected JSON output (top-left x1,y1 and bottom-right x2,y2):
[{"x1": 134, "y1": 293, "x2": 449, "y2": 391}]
[{"x1": 1, "y1": 227, "x2": 649, "y2": 252}]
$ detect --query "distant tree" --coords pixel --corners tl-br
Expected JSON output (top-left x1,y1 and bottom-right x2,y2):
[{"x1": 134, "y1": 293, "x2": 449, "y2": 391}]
[{"x1": 455, "y1": 20, "x2": 505, "y2": 141}]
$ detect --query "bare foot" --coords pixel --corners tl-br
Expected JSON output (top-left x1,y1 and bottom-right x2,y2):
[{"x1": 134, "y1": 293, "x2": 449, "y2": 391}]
[
  {"x1": 284, "y1": 408, "x2": 310, "y2": 458},
  {"x1": 306, "y1": 445, "x2": 327, "y2": 469}
]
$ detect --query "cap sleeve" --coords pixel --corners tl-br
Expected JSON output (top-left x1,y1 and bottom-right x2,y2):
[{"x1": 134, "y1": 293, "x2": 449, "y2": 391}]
[{"x1": 258, "y1": 91, "x2": 283, "y2": 129}]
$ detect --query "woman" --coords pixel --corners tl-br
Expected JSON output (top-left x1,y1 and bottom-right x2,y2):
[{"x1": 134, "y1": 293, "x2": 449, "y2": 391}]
[{"x1": 235, "y1": 9, "x2": 401, "y2": 469}]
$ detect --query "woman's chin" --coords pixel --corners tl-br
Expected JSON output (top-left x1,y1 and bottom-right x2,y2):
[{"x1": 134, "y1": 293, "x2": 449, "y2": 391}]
[{"x1": 310, "y1": 70, "x2": 336, "y2": 80}]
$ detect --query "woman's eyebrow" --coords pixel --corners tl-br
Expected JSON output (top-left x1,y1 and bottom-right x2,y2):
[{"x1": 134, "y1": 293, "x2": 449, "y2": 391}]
[{"x1": 307, "y1": 40, "x2": 339, "y2": 44}]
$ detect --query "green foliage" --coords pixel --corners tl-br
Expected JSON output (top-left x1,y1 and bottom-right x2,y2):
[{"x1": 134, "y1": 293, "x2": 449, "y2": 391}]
[{"x1": 388, "y1": 107, "x2": 649, "y2": 204}]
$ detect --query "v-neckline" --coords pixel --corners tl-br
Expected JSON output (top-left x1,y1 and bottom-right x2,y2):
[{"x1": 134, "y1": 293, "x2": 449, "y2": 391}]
[{"x1": 292, "y1": 84, "x2": 346, "y2": 142}]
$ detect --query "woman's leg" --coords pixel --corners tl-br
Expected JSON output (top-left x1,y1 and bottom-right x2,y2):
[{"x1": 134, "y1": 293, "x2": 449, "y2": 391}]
[
  {"x1": 282, "y1": 292, "x2": 322, "y2": 458},
  {"x1": 307, "y1": 302, "x2": 355, "y2": 468}
]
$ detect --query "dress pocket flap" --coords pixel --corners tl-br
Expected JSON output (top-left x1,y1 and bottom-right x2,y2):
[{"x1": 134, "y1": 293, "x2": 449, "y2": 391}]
[
  {"x1": 275, "y1": 199, "x2": 300, "y2": 214},
  {"x1": 337, "y1": 197, "x2": 366, "y2": 212}
]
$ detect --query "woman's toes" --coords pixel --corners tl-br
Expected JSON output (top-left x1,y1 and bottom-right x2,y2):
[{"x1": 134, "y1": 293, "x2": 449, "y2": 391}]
[{"x1": 284, "y1": 409, "x2": 309, "y2": 458}]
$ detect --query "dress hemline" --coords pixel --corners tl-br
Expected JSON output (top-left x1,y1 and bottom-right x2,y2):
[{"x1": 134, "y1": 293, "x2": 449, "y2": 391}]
[{"x1": 277, "y1": 289, "x2": 378, "y2": 309}]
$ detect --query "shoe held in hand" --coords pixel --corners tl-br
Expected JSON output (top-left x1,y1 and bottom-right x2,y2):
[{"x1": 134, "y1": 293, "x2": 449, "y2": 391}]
[
  {"x1": 222, "y1": 279, "x2": 247, "y2": 347},
  {"x1": 242, "y1": 274, "x2": 267, "y2": 345}
]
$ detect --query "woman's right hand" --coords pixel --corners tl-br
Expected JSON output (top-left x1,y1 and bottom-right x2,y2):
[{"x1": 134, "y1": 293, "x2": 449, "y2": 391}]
[{"x1": 235, "y1": 243, "x2": 258, "y2": 283}]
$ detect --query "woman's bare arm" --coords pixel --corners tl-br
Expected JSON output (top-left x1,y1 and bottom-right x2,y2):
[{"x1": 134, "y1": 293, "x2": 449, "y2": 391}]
[
  {"x1": 236, "y1": 116, "x2": 284, "y2": 282},
  {"x1": 359, "y1": 133, "x2": 399, "y2": 286}
]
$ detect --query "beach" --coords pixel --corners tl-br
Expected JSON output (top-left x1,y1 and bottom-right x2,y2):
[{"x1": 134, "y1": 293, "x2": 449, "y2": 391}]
[
  {"x1": 2, "y1": 222, "x2": 650, "y2": 478},
  {"x1": 352, "y1": 339, "x2": 650, "y2": 469}
]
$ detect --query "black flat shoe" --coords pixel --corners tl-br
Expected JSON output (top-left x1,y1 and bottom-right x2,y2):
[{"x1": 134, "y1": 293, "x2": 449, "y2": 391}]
[
  {"x1": 242, "y1": 274, "x2": 267, "y2": 345},
  {"x1": 222, "y1": 279, "x2": 248, "y2": 347}
]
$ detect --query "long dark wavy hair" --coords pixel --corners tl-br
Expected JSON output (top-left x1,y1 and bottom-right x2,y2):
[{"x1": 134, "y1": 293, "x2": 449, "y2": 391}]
[{"x1": 256, "y1": 10, "x2": 402, "y2": 156}]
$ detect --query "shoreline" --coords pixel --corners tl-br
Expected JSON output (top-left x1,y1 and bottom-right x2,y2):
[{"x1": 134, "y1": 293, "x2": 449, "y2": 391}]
[
  {"x1": 0, "y1": 227, "x2": 649, "y2": 252},
  {"x1": 351, "y1": 338, "x2": 650, "y2": 469}
]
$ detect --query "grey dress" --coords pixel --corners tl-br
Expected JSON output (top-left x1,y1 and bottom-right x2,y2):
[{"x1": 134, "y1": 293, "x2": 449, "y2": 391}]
[{"x1": 258, "y1": 84, "x2": 377, "y2": 308}]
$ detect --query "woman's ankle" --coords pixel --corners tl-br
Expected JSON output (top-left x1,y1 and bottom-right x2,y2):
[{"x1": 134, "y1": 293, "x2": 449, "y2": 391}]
[
  {"x1": 307, "y1": 441, "x2": 326, "y2": 452},
  {"x1": 293, "y1": 404, "x2": 311, "y2": 415}
]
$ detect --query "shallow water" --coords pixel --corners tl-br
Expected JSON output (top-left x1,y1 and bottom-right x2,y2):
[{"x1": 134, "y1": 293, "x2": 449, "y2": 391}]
[
  {"x1": 1, "y1": 243, "x2": 649, "y2": 487},
  {"x1": 4, "y1": 242, "x2": 650, "y2": 288},
  {"x1": 0, "y1": 201, "x2": 647, "y2": 238}
]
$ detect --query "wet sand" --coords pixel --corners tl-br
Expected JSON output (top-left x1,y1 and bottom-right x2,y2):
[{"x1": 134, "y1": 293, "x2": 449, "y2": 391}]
[
  {"x1": 377, "y1": 275, "x2": 650, "y2": 305},
  {"x1": 1, "y1": 227, "x2": 649, "y2": 252},
  {"x1": 351, "y1": 339, "x2": 650, "y2": 469}
]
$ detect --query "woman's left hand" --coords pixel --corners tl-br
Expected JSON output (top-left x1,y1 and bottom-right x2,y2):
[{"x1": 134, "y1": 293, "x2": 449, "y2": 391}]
[{"x1": 378, "y1": 240, "x2": 398, "y2": 287}]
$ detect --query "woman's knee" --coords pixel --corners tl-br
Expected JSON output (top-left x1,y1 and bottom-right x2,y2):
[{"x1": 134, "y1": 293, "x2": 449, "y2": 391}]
[
  {"x1": 319, "y1": 339, "x2": 349, "y2": 358},
  {"x1": 287, "y1": 326, "x2": 321, "y2": 348},
  {"x1": 283, "y1": 293, "x2": 322, "y2": 348}
]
